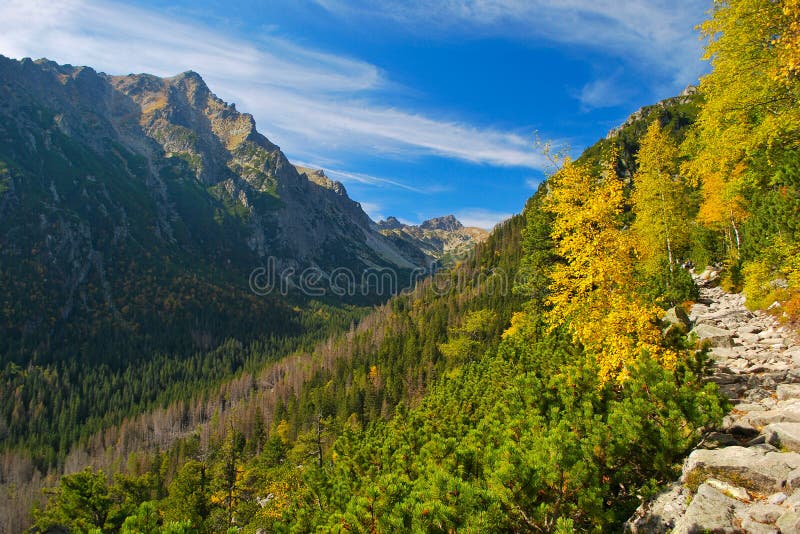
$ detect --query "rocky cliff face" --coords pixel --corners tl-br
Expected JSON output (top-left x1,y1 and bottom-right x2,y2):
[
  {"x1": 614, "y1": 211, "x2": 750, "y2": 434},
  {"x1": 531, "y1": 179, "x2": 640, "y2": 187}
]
[{"x1": 0, "y1": 55, "x2": 440, "y2": 364}]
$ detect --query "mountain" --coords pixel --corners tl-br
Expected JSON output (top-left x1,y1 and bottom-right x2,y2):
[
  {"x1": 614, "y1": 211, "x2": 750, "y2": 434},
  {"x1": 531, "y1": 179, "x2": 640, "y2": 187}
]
[
  {"x1": 0, "y1": 55, "x2": 455, "y2": 369},
  {"x1": 376, "y1": 214, "x2": 489, "y2": 267}
]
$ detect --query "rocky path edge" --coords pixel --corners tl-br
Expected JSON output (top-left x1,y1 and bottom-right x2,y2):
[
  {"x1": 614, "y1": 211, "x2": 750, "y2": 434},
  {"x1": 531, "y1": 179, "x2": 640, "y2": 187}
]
[{"x1": 626, "y1": 269, "x2": 800, "y2": 534}]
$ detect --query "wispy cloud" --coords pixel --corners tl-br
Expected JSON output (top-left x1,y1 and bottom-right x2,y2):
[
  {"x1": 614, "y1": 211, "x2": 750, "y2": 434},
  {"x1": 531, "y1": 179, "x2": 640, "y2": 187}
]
[
  {"x1": 454, "y1": 208, "x2": 513, "y2": 230},
  {"x1": 0, "y1": 0, "x2": 547, "y2": 170},
  {"x1": 576, "y1": 75, "x2": 636, "y2": 111},
  {"x1": 315, "y1": 0, "x2": 708, "y2": 93},
  {"x1": 525, "y1": 177, "x2": 542, "y2": 189},
  {"x1": 358, "y1": 201, "x2": 384, "y2": 221},
  {"x1": 323, "y1": 168, "x2": 427, "y2": 193}
]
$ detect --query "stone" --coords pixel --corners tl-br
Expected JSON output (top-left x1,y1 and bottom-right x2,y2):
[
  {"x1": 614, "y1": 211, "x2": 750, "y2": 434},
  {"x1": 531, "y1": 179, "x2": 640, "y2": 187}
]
[
  {"x1": 673, "y1": 483, "x2": 742, "y2": 534},
  {"x1": 682, "y1": 447, "x2": 800, "y2": 493},
  {"x1": 702, "y1": 432, "x2": 741, "y2": 449},
  {"x1": 690, "y1": 323, "x2": 735, "y2": 348},
  {"x1": 767, "y1": 492, "x2": 788, "y2": 505},
  {"x1": 748, "y1": 502, "x2": 784, "y2": 523},
  {"x1": 765, "y1": 423, "x2": 800, "y2": 452},
  {"x1": 786, "y1": 468, "x2": 800, "y2": 491},
  {"x1": 664, "y1": 306, "x2": 692, "y2": 332},
  {"x1": 738, "y1": 519, "x2": 779, "y2": 534},
  {"x1": 778, "y1": 384, "x2": 800, "y2": 401},
  {"x1": 707, "y1": 478, "x2": 751, "y2": 501},
  {"x1": 740, "y1": 408, "x2": 800, "y2": 428},
  {"x1": 710, "y1": 347, "x2": 739, "y2": 361},
  {"x1": 624, "y1": 482, "x2": 687, "y2": 533},
  {"x1": 777, "y1": 510, "x2": 800, "y2": 533},
  {"x1": 786, "y1": 488, "x2": 800, "y2": 509}
]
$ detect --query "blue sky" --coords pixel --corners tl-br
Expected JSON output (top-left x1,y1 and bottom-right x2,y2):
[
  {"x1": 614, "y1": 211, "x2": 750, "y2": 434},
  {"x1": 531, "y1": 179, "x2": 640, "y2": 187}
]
[{"x1": 0, "y1": 0, "x2": 709, "y2": 228}]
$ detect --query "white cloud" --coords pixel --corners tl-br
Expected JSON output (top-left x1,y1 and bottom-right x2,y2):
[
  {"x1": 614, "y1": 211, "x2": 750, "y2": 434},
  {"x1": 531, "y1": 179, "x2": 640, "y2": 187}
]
[
  {"x1": 454, "y1": 208, "x2": 513, "y2": 230},
  {"x1": 323, "y1": 168, "x2": 427, "y2": 193},
  {"x1": 358, "y1": 201, "x2": 384, "y2": 221},
  {"x1": 315, "y1": 0, "x2": 708, "y2": 93},
  {"x1": 576, "y1": 76, "x2": 635, "y2": 111},
  {"x1": 0, "y1": 0, "x2": 547, "y2": 170},
  {"x1": 525, "y1": 177, "x2": 541, "y2": 189}
]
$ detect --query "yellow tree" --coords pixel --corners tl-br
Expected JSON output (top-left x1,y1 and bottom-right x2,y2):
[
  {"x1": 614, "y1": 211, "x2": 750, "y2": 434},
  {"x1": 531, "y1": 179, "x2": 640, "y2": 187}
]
[
  {"x1": 683, "y1": 0, "x2": 800, "y2": 257},
  {"x1": 632, "y1": 121, "x2": 690, "y2": 275},
  {"x1": 775, "y1": 0, "x2": 800, "y2": 82},
  {"x1": 544, "y1": 159, "x2": 675, "y2": 383}
]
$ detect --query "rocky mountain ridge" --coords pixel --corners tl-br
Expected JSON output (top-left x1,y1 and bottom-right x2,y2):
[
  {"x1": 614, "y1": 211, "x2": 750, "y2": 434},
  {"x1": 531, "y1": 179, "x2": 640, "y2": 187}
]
[{"x1": 376, "y1": 214, "x2": 489, "y2": 267}]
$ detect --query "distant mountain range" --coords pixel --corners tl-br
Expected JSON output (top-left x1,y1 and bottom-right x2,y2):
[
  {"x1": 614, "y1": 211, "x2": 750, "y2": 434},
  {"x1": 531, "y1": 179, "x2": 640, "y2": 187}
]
[
  {"x1": 0, "y1": 55, "x2": 483, "y2": 365},
  {"x1": 376, "y1": 214, "x2": 488, "y2": 267}
]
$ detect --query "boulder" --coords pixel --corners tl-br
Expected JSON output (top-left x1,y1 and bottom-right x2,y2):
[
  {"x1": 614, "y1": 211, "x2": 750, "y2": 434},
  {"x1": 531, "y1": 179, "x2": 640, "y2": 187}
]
[
  {"x1": 690, "y1": 323, "x2": 735, "y2": 348},
  {"x1": 741, "y1": 407, "x2": 800, "y2": 429},
  {"x1": 673, "y1": 483, "x2": 742, "y2": 534},
  {"x1": 778, "y1": 384, "x2": 800, "y2": 401},
  {"x1": 747, "y1": 502, "x2": 784, "y2": 523},
  {"x1": 682, "y1": 446, "x2": 800, "y2": 493},
  {"x1": 777, "y1": 510, "x2": 800, "y2": 533},
  {"x1": 765, "y1": 423, "x2": 800, "y2": 453},
  {"x1": 738, "y1": 519, "x2": 779, "y2": 534},
  {"x1": 787, "y1": 470, "x2": 800, "y2": 491},
  {"x1": 624, "y1": 482, "x2": 687, "y2": 533},
  {"x1": 701, "y1": 432, "x2": 740, "y2": 449},
  {"x1": 664, "y1": 306, "x2": 692, "y2": 332},
  {"x1": 706, "y1": 478, "x2": 750, "y2": 501},
  {"x1": 786, "y1": 488, "x2": 800, "y2": 509}
]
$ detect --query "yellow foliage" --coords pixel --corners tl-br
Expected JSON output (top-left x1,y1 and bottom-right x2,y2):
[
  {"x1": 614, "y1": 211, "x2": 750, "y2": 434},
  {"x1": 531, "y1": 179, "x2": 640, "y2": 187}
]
[
  {"x1": 275, "y1": 419, "x2": 291, "y2": 445},
  {"x1": 632, "y1": 121, "x2": 690, "y2": 274},
  {"x1": 742, "y1": 237, "x2": 800, "y2": 310},
  {"x1": 774, "y1": 0, "x2": 800, "y2": 82},
  {"x1": 683, "y1": 0, "x2": 800, "y2": 256},
  {"x1": 545, "y1": 159, "x2": 674, "y2": 383},
  {"x1": 502, "y1": 311, "x2": 528, "y2": 339}
]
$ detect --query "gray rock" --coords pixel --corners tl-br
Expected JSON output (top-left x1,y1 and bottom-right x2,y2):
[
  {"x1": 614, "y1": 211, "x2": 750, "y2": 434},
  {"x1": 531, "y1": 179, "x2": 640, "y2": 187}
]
[
  {"x1": 787, "y1": 468, "x2": 800, "y2": 491},
  {"x1": 624, "y1": 482, "x2": 687, "y2": 533},
  {"x1": 691, "y1": 323, "x2": 735, "y2": 348},
  {"x1": 665, "y1": 306, "x2": 692, "y2": 331},
  {"x1": 702, "y1": 432, "x2": 741, "y2": 449},
  {"x1": 786, "y1": 488, "x2": 800, "y2": 509},
  {"x1": 765, "y1": 423, "x2": 800, "y2": 452},
  {"x1": 777, "y1": 510, "x2": 800, "y2": 533},
  {"x1": 739, "y1": 519, "x2": 779, "y2": 534},
  {"x1": 673, "y1": 483, "x2": 742, "y2": 534},
  {"x1": 748, "y1": 502, "x2": 785, "y2": 523},
  {"x1": 778, "y1": 384, "x2": 800, "y2": 401},
  {"x1": 707, "y1": 478, "x2": 751, "y2": 501},
  {"x1": 768, "y1": 492, "x2": 788, "y2": 505},
  {"x1": 683, "y1": 446, "x2": 800, "y2": 493},
  {"x1": 741, "y1": 408, "x2": 800, "y2": 428}
]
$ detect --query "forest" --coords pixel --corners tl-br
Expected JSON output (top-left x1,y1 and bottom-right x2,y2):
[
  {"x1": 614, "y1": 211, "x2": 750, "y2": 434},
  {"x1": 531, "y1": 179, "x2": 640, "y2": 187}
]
[{"x1": 10, "y1": 0, "x2": 800, "y2": 531}]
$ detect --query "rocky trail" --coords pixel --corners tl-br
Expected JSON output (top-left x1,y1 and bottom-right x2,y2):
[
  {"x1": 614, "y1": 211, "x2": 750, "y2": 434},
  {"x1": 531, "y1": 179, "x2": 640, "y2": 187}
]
[{"x1": 628, "y1": 271, "x2": 800, "y2": 533}]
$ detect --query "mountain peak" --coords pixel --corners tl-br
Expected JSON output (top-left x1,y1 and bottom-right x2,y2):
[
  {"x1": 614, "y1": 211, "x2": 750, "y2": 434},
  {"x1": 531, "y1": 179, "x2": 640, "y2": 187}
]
[
  {"x1": 294, "y1": 166, "x2": 348, "y2": 197},
  {"x1": 420, "y1": 215, "x2": 463, "y2": 232},
  {"x1": 377, "y1": 216, "x2": 404, "y2": 230}
]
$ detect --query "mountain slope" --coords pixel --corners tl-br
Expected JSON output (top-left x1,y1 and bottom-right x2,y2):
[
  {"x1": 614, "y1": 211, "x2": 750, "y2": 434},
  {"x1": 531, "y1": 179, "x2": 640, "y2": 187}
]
[{"x1": 0, "y1": 55, "x2": 439, "y2": 368}]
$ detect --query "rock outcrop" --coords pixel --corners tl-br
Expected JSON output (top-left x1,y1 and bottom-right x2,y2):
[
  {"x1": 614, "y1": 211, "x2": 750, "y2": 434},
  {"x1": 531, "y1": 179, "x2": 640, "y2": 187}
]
[{"x1": 627, "y1": 272, "x2": 800, "y2": 533}]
